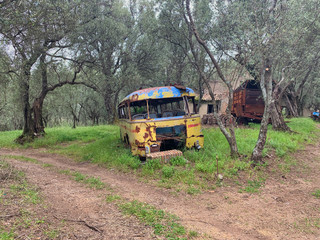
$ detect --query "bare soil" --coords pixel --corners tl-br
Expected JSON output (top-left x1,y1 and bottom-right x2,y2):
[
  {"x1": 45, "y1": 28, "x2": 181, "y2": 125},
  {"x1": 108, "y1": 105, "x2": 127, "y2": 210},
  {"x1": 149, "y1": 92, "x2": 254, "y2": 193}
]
[{"x1": 1, "y1": 141, "x2": 320, "y2": 240}]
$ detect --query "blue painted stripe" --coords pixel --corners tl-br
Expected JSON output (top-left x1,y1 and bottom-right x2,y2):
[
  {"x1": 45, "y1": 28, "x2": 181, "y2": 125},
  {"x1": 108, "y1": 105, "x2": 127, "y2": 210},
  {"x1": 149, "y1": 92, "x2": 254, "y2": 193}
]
[{"x1": 121, "y1": 86, "x2": 195, "y2": 103}]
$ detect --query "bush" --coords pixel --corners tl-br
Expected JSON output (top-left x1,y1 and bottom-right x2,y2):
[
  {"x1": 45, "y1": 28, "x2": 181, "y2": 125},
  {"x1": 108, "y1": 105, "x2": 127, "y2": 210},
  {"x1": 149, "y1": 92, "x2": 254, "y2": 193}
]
[
  {"x1": 127, "y1": 157, "x2": 141, "y2": 170},
  {"x1": 145, "y1": 159, "x2": 162, "y2": 171},
  {"x1": 195, "y1": 162, "x2": 215, "y2": 173},
  {"x1": 162, "y1": 166, "x2": 175, "y2": 178},
  {"x1": 170, "y1": 156, "x2": 187, "y2": 166}
]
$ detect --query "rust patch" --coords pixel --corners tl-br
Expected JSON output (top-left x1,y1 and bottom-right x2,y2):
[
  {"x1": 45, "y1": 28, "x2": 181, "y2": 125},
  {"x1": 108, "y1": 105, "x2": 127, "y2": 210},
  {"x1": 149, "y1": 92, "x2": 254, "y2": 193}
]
[
  {"x1": 145, "y1": 125, "x2": 156, "y2": 141},
  {"x1": 131, "y1": 94, "x2": 139, "y2": 101},
  {"x1": 143, "y1": 133, "x2": 149, "y2": 139},
  {"x1": 135, "y1": 126, "x2": 140, "y2": 133},
  {"x1": 146, "y1": 126, "x2": 152, "y2": 137},
  {"x1": 135, "y1": 139, "x2": 145, "y2": 146}
]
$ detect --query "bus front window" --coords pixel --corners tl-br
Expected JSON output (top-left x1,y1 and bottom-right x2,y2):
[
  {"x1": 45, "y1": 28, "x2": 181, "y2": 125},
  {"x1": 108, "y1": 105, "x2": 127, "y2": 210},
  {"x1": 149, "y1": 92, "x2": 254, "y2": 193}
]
[
  {"x1": 149, "y1": 97, "x2": 186, "y2": 118},
  {"x1": 130, "y1": 101, "x2": 147, "y2": 120}
]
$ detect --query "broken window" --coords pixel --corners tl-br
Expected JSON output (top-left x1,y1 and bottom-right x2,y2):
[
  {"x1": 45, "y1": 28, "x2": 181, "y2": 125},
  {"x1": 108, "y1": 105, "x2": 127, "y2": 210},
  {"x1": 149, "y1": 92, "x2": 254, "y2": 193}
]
[
  {"x1": 130, "y1": 101, "x2": 148, "y2": 120},
  {"x1": 118, "y1": 105, "x2": 129, "y2": 119}
]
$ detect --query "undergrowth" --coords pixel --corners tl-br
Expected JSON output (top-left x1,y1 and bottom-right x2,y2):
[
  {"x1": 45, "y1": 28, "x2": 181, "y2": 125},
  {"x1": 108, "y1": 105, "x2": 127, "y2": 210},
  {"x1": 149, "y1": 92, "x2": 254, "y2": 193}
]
[
  {"x1": 119, "y1": 200, "x2": 187, "y2": 239},
  {"x1": 0, "y1": 118, "x2": 317, "y2": 193}
]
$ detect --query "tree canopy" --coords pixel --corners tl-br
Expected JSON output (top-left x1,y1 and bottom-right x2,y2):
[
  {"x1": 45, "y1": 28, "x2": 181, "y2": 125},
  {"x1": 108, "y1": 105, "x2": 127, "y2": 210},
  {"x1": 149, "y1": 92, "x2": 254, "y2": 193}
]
[{"x1": 1, "y1": 0, "x2": 319, "y2": 158}]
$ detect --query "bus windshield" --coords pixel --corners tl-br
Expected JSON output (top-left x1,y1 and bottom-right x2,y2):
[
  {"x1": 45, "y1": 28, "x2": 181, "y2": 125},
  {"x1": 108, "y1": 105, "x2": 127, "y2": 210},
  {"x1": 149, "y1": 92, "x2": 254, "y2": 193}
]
[{"x1": 130, "y1": 96, "x2": 196, "y2": 120}]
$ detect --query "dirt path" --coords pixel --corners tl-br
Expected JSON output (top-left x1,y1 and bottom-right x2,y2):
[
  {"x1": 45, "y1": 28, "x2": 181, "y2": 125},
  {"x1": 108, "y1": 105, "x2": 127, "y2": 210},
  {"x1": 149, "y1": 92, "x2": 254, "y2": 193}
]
[
  {"x1": 1, "y1": 157, "x2": 155, "y2": 239},
  {"x1": 1, "y1": 143, "x2": 320, "y2": 240}
]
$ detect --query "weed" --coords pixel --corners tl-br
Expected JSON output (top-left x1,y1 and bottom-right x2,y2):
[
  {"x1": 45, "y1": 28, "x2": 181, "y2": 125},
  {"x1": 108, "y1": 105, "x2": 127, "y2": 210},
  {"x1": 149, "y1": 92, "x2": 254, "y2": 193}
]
[
  {"x1": 44, "y1": 229, "x2": 60, "y2": 239},
  {"x1": 0, "y1": 118, "x2": 317, "y2": 193},
  {"x1": 239, "y1": 178, "x2": 265, "y2": 193},
  {"x1": 312, "y1": 189, "x2": 320, "y2": 199},
  {"x1": 145, "y1": 159, "x2": 162, "y2": 171},
  {"x1": 187, "y1": 186, "x2": 201, "y2": 195},
  {"x1": 49, "y1": 166, "x2": 113, "y2": 192},
  {"x1": 0, "y1": 230, "x2": 14, "y2": 240},
  {"x1": 72, "y1": 172, "x2": 86, "y2": 182},
  {"x1": 195, "y1": 162, "x2": 215, "y2": 174},
  {"x1": 162, "y1": 166, "x2": 175, "y2": 178},
  {"x1": 170, "y1": 156, "x2": 187, "y2": 166},
  {"x1": 10, "y1": 181, "x2": 41, "y2": 204},
  {"x1": 126, "y1": 157, "x2": 141, "y2": 170},
  {"x1": 106, "y1": 194, "x2": 121, "y2": 203},
  {"x1": 58, "y1": 169, "x2": 71, "y2": 175},
  {"x1": 42, "y1": 163, "x2": 53, "y2": 168},
  {"x1": 35, "y1": 218, "x2": 45, "y2": 224},
  {"x1": 71, "y1": 172, "x2": 105, "y2": 189},
  {"x1": 84, "y1": 176, "x2": 105, "y2": 189},
  {"x1": 188, "y1": 230, "x2": 199, "y2": 238},
  {"x1": 157, "y1": 179, "x2": 173, "y2": 189},
  {"x1": 2, "y1": 155, "x2": 39, "y2": 164},
  {"x1": 119, "y1": 200, "x2": 187, "y2": 239}
]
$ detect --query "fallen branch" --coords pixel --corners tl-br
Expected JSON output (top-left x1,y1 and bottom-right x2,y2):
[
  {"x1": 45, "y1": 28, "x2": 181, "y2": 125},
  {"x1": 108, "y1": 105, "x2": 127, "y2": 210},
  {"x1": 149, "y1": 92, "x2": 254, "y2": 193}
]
[
  {"x1": 0, "y1": 213, "x2": 22, "y2": 219},
  {"x1": 53, "y1": 215, "x2": 103, "y2": 233}
]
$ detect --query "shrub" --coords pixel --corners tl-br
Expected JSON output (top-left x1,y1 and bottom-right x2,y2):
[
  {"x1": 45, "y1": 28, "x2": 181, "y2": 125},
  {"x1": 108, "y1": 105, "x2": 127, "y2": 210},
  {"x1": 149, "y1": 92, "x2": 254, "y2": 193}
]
[
  {"x1": 145, "y1": 159, "x2": 162, "y2": 171},
  {"x1": 170, "y1": 156, "x2": 187, "y2": 166},
  {"x1": 162, "y1": 166, "x2": 175, "y2": 178}
]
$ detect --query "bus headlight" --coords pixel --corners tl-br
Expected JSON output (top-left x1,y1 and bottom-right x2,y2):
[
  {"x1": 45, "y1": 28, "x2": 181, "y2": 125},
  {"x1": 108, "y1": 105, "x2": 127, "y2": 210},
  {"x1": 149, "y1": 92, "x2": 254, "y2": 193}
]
[
  {"x1": 195, "y1": 140, "x2": 201, "y2": 150},
  {"x1": 145, "y1": 146, "x2": 150, "y2": 154}
]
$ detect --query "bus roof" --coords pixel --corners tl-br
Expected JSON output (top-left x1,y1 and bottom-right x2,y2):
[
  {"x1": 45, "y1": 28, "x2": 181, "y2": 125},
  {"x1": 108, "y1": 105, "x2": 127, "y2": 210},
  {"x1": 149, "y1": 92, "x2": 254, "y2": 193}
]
[{"x1": 119, "y1": 86, "x2": 196, "y2": 104}]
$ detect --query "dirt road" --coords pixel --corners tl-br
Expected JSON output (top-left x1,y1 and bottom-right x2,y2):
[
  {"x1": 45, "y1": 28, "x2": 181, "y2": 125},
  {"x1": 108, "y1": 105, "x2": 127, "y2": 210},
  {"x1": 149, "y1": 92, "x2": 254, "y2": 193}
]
[{"x1": 1, "y1": 142, "x2": 320, "y2": 239}]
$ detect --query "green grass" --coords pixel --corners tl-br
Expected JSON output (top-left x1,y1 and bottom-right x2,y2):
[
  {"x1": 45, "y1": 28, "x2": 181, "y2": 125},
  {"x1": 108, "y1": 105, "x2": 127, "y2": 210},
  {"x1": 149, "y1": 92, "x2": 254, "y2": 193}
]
[
  {"x1": 0, "y1": 230, "x2": 14, "y2": 240},
  {"x1": 10, "y1": 180, "x2": 41, "y2": 204},
  {"x1": 0, "y1": 118, "x2": 317, "y2": 193},
  {"x1": 106, "y1": 194, "x2": 121, "y2": 203},
  {"x1": 119, "y1": 200, "x2": 187, "y2": 239},
  {"x1": 312, "y1": 189, "x2": 320, "y2": 199},
  {"x1": 239, "y1": 178, "x2": 265, "y2": 193},
  {"x1": 105, "y1": 194, "x2": 197, "y2": 239},
  {"x1": 2, "y1": 155, "x2": 39, "y2": 164},
  {"x1": 71, "y1": 171, "x2": 105, "y2": 189}
]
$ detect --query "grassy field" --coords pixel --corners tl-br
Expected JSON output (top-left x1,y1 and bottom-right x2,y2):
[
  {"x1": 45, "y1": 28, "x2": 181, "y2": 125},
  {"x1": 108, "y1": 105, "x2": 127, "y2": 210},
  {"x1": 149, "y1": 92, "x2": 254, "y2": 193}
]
[{"x1": 0, "y1": 118, "x2": 317, "y2": 193}]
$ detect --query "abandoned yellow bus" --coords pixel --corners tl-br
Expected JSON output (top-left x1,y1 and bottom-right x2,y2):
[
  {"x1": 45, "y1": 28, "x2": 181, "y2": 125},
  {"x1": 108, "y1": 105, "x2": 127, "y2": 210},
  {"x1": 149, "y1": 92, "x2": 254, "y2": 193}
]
[{"x1": 118, "y1": 85, "x2": 204, "y2": 159}]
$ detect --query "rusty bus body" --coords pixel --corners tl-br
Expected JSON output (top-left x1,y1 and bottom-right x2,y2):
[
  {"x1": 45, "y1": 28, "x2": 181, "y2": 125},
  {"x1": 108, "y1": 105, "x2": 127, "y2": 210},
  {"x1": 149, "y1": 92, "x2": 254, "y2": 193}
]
[
  {"x1": 118, "y1": 86, "x2": 204, "y2": 158},
  {"x1": 231, "y1": 80, "x2": 264, "y2": 123}
]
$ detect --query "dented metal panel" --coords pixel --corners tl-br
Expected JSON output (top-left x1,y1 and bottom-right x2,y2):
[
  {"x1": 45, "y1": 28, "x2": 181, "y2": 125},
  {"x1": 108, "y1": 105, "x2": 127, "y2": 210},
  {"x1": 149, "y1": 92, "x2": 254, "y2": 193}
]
[
  {"x1": 118, "y1": 86, "x2": 204, "y2": 158},
  {"x1": 119, "y1": 116, "x2": 204, "y2": 157}
]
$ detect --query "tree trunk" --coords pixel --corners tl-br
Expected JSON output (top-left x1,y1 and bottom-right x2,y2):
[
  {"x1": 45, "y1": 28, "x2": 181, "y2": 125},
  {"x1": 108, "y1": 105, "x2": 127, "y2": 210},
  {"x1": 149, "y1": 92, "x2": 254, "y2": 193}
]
[
  {"x1": 270, "y1": 100, "x2": 291, "y2": 131},
  {"x1": 21, "y1": 80, "x2": 34, "y2": 137},
  {"x1": 251, "y1": 60, "x2": 272, "y2": 163},
  {"x1": 268, "y1": 73, "x2": 291, "y2": 131},
  {"x1": 104, "y1": 94, "x2": 115, "y2": 123},
  {"x1": 72, "y1": 115, "x2": 77, "y2": 129},
  {"x1": 285, "y1": 94, "x2": 299, "y2": 117},
  {"x1": 16, "y1": 64, "x2": 36, "y2": 144},
  {"x1": 197, "y1": 75, "x2": 203, "y2": 112},
  {"x1": 32, "y1": 96, "x2": 46, "y2": 135},
  {"x1": 185, "y1": 0, "x2": 238, "y2": 157}
]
